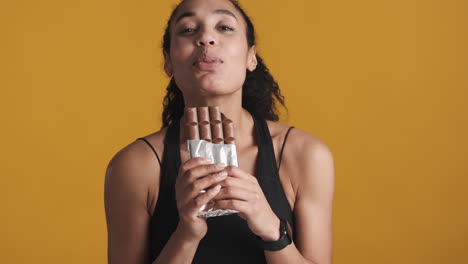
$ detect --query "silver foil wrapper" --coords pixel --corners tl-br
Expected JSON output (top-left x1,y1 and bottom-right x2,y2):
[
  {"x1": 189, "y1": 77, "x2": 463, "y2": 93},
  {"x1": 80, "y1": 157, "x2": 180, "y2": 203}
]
[{"x1": 187, "y1": 139, "x2": 239, "y2": 218}]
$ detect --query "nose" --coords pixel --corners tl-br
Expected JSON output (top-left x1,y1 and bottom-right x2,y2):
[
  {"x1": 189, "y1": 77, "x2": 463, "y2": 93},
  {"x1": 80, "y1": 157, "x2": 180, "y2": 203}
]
[
  {"x1": 197, "y1": 40, "x2": 215, "y2": 46},
  {"x1": 195, "y1": 29, "x2": 217, "y2": 47}
]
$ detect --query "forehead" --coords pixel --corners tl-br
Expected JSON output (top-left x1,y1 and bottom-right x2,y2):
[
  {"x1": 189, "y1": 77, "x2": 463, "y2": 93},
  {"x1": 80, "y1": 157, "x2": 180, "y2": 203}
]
[{"x1": 172, "y1": 0, "x2": 243, "y2": 24}]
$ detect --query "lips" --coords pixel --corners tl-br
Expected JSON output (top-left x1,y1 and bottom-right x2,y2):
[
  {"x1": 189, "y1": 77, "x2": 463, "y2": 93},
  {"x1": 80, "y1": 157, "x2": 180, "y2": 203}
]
[{"x1": 193, "y1": 54, "x2": 223, "y2": 71}]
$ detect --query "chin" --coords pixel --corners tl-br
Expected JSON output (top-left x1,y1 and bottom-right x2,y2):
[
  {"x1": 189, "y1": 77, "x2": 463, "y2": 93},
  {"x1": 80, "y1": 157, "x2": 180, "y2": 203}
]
[
  {"x1": 190, "y1": 77, "x2": 233, "y2": 96},
  {"x1": 197, "y1": 84, "x2": 234, "y2": 97},
  {"x1": 175, "y1": 73, "x2": 244, "y2": 98}
]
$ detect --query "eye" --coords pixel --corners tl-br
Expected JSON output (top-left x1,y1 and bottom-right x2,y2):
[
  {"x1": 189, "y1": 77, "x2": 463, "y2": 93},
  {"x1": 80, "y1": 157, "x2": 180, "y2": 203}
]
[
  {"x1": 220, "y1": 25, "x2": 234, "y2": 31},
  {"x1": 179, "y1": 27, "x2": 197, "y2": 34}
]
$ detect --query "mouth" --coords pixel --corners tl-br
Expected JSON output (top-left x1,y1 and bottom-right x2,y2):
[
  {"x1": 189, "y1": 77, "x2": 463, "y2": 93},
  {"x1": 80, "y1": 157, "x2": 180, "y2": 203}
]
[{"x1": 193, "y1": 54, "x2": 223, "y2": 71}]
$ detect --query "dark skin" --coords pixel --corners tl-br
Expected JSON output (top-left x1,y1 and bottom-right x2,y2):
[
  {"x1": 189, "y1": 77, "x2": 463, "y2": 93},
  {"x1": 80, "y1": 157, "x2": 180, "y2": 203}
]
[{"x1": 104, "y1": 0, "x2": 335, "y2": 263}]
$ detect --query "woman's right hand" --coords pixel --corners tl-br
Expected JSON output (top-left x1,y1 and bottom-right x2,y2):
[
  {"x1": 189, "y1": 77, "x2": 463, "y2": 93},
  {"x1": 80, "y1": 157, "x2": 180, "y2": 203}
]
[{"x1": 174, "y1": 157, "x2": 227, "y2": 242}]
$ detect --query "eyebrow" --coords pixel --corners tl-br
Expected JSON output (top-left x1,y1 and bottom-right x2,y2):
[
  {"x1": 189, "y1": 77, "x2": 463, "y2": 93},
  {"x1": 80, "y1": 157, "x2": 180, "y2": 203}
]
[{"x1": 174, "y1": 9, "x2": 238, "y2": 24}]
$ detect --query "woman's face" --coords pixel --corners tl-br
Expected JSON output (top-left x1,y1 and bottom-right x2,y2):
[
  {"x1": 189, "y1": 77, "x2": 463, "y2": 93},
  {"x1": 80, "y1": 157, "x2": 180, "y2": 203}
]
[{"x1": 165, "y1": 0, "x2": 257, "y2": 100}]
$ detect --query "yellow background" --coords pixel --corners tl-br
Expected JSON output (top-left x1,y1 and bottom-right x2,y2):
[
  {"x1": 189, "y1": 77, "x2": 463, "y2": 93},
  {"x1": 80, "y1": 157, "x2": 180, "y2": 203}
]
[{"x1": 2, "y1": 0, "x2": 467, "y2": 263}]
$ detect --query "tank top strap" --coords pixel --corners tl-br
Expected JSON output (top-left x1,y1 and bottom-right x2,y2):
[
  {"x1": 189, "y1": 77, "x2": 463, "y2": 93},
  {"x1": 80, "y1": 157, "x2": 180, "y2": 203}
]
[
  {"x1": 252, "y1": 117, "x2": 294, "y2": 226},
  {"x1": 253, "y1": 117, "x2": 279, "y2": 181},
  {"x1": 148, "y1": 120, "x2": 181, "y2": 262},
  {"x1": 161, "y1": 120, "x2": 181, "y2": 187}
]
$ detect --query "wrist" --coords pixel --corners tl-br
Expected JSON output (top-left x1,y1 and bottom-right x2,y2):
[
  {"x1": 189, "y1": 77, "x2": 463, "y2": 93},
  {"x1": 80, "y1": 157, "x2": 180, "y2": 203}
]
[
  {"x1": 258, "y1": 217, "x2": 281, "y2": 241},
  {"x1": 257, "y1": 218, "x2": 293, "y2": 251},
  {"x1": 173, "y1": 225, "x2": 202, "y2": 245}
]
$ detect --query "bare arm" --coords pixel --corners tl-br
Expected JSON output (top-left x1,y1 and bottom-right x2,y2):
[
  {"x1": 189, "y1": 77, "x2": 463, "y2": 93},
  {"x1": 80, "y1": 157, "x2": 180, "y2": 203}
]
[
  {"x1": 105, "y1": 140, "x2": 227, "y2": 263},
  {"x1": 264, "y1": 130, "x2": 335, "y2": 264},
  {"x1": 104, "y1": 143, "x2": 155, "y2": 263},
  {"x1": 212, "y1": 128, "x2": 335, "y2": 263}
]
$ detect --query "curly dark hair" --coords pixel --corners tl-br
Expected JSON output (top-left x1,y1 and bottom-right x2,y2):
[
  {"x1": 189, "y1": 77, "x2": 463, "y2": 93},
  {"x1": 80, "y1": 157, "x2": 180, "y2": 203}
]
[{"x1": 161, "y1": 0, "x2": 286, "y2": 127}]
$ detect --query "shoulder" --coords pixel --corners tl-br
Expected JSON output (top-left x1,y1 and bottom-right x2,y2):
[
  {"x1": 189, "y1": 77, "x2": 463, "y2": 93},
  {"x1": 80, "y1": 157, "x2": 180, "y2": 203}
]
[
  {"x1": 284, "y1": 127, "x2": 334, "y2": 168},
  {"x1": 266, "y1": 120, "x2": 334, "y2": 165},
  {"x1": 106, "y1": 128, "x2": 167, "y2": 176},
  {"x1": 266, "y1": 121, "x2": 335, "y2": 199},
  {"x1": 104, "y1": 128, "x2": 168, "y2": 212}
]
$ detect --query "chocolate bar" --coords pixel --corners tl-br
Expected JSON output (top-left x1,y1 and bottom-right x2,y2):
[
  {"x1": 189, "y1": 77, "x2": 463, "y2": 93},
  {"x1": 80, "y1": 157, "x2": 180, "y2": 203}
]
[
  {"x1": 184, "y1": 106, "x2": 239, "y2": 218},
  {"x1": 221, "y1": 113, "x2": 235, "y2": 144},
  {"x1": 184, "y1": 106, "x2": 236, "y2": 144}
]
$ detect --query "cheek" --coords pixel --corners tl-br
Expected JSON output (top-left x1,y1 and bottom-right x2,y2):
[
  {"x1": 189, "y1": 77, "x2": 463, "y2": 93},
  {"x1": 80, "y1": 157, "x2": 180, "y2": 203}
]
[
  {"x1": 170, "y1": 39, "x2": 193, "y2": 63},
  {"x1": 224, "y1": 44, "x2": 249, "y2": 78},
  {"x1": 227, "y1": 38, "x2": 249, "y2": 59}
]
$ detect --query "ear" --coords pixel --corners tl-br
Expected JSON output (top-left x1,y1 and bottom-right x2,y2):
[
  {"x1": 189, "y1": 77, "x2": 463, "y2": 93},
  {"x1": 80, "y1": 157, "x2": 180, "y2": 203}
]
[
  {"x1": 247, "y1": 45, "x2": 258, "y2": 72},
  {"x1": 163, "y1": 51, "x2": 173, "y2": 77}
]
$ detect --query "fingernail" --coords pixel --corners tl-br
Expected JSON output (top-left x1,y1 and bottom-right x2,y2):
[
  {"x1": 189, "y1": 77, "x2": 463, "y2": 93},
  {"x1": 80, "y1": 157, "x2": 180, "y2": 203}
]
[
  {"x1": 217, "y1": 171, "x2": 228, "y2": 178},
  {"x1": 216, "y1": 163, "x2": 226, "y2": 168},
  {"x1": 201, "y1": 158, "x2": 212, "y2": 163},
  {"x1": 212, "y1": 184, "x2": 222, "y2": 192}
]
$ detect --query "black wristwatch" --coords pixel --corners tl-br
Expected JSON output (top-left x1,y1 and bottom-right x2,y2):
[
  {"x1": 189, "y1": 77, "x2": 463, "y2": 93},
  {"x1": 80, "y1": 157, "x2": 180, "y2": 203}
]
[{"x1": 258, "y1": 218, "x2": 292, "y2": 251}]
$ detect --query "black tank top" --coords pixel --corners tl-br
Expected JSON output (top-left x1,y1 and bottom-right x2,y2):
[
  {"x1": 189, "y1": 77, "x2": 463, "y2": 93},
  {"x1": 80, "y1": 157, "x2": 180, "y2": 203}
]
[{"x1": 145, "y1": 116, "x2": 295, "y2": 263}]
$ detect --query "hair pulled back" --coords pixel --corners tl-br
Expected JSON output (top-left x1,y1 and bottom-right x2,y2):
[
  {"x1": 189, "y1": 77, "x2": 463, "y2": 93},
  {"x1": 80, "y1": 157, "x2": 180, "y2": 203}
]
[{"x1": 161, "y1": 0, "x2": 285, "y2": 127}]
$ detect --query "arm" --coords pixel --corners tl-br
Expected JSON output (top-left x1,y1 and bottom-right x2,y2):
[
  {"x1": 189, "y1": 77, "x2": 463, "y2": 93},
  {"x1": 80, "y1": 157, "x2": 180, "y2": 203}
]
[
  {"x1": 214, "y1": 129, "x2": 335, "y2": 264},
  {"x1": 151, "y1": 228, "x2": 200, "y2": 264},
  {"x1": 154, "y1": 158, "x2": 229, "y2": 264},
  {"x1": 105, "y1": 141, "x2": 227, "y2": 264},
  {"x1": 264, "y1": 131, "x2": 335, "y2": 264},
  {"x1": 104, "y1": 144, "x2": 154, "y2": 263},
  {"x1": 105, "y1": 142, "x2": 200, "y2": 264}
]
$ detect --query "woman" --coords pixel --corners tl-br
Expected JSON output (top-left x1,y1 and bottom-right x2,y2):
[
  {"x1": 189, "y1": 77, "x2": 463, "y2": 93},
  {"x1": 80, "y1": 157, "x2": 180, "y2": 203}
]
[{"x1": 104, "y1": 0, "x2": 335, "y2": 263}]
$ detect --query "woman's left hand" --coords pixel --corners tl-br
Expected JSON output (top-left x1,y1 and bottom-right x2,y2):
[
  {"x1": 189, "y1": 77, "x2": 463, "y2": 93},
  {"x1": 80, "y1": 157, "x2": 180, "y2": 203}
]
[{"x1": 213, "y1": 166, "x2": 281, "y2": 241}]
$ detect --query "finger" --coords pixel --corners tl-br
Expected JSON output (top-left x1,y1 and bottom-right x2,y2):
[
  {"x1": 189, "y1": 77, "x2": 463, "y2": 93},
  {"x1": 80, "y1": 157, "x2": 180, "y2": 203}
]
[
  {"x1": 189, "y1": 184, "x2": 223, "y2": 216},
  {"x1": 219, "y1": 176, "x2": 257, "y2": 192},
  {"x1": 225, "y1": 166, "x2": 255, "y2": 181},
  {"x1": 184, "y1": 163, "x2": 227, "y2": 184},
  {"x1": 176, "y1": 161, "x2": 225, "y2": 188},
  {"x1": 214, "y1": 199, "x2": 249, "y2": 214},
  {"x1": 214, "y1": 186, "x2": 258, "y2": 202},
  {"x1": 186, "y1": 171, "x2": 228, "y2": 197},
  {"x1": 178, "y1": 157, "x2": 212, "y2": 176}
]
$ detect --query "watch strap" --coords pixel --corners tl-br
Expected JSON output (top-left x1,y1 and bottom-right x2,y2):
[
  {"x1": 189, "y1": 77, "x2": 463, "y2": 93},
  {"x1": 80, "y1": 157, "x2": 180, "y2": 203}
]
[{"x1": 258, "y1": 219, "x2": 292, "y2": 251}]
